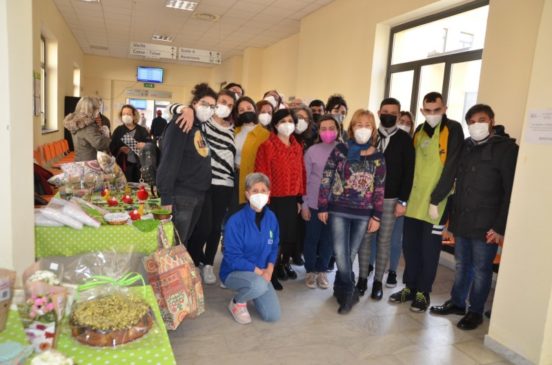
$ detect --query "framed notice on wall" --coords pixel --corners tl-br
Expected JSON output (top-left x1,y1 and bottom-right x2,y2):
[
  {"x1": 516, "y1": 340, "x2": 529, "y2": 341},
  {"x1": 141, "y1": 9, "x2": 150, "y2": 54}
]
[{"x1": 33, "y1": 71, "x2": 41, "y2": 117}]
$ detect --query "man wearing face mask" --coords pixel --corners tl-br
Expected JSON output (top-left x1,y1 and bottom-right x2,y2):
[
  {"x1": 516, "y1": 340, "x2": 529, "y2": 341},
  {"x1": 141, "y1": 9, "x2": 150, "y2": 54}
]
[
  {"x1": 390, "y1": 92, "x2": 464, "y2": 313},
  {"x1": 309, "y1": 99, "x2": 326, "y2": 124},
  {"x1": 430, "y1": 104, "x2": 518, "y2": 330},
  {"x1": 355, "y1": 98, "x2": 415, "y2": 300},
  {"x1": 326, "y1": 94, "x2": 349, "y2": 140}
]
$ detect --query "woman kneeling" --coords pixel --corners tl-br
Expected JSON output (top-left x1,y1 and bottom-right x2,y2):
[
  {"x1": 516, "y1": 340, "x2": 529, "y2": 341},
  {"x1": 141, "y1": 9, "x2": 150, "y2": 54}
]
[{"x1": 219, "y1": 172, "x2": 281, "y2": 324}]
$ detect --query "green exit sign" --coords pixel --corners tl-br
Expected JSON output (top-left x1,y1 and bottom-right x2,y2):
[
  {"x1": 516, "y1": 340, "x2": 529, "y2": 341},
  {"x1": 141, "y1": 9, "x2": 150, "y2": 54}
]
[{"x1": 144, "y1": 83, "x2": 155, "y2": 88}]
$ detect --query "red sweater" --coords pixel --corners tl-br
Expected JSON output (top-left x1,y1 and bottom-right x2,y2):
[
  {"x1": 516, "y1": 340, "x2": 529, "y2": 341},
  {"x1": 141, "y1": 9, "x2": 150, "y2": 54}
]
[{"x1": 255, "y1": 133, "x2": 306, "y2": 198}]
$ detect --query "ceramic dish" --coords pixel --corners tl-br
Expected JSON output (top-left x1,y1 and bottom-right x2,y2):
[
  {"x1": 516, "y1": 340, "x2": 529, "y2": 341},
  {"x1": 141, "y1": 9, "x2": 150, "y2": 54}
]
[{"x1": 103, "y1": 212, "x2": 130, "y2": 225}]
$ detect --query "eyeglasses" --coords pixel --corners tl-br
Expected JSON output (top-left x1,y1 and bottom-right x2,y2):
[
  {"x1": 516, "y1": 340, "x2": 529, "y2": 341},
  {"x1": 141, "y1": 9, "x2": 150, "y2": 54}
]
[{"x1": 198, "y1": 101, "x2": 216, "y2": 110}]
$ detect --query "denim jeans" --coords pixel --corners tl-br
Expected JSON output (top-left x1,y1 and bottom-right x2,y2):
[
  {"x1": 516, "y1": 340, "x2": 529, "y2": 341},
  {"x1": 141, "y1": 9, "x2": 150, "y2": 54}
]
[
  {"x1": 303, "y1": 208, "x2": 333, "y2": 273},
  {"x1": 450, "y1": 236, "x2": 498, "y2": 314},
  {"x1": 224, "y1": 271, "x2": 281, "y2": 322},
  {"x1": 369, "y1": 215, "x2": 404, "y2": 272},
  {"x1": 330, "y1": 214, "x2": 368, "y2": 298}
]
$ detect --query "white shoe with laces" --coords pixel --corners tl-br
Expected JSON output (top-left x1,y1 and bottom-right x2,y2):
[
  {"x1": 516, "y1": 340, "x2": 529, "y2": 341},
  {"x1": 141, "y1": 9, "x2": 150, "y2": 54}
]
[
  {"x1": 228, "y1": 299, "x2": 252, "y2": 324},
  {"x1": 202, "y1": 265, "x2": 217, "y2": 284}
]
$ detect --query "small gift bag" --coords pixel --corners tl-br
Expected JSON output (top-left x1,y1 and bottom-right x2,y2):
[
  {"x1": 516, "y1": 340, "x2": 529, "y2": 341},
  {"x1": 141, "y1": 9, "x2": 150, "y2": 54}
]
[
  {"x1": 0, "y1": 268, "x2": 16, "y2": 332},
  {"x1": 19, "y1": 263, "x2": 67, "y2": 353},
  {"x1": 143, "y1": 224, "x2": 204, "y2": 330}
]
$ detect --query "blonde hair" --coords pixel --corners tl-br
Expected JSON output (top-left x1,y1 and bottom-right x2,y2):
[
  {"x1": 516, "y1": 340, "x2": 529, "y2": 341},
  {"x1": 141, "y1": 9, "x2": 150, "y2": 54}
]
[
  {"x1": 74, "y1": 96, "x2": 100, "y2": 118},
  {"x1": 348, "y1": 109, "x2": 378, "y2": 144}
]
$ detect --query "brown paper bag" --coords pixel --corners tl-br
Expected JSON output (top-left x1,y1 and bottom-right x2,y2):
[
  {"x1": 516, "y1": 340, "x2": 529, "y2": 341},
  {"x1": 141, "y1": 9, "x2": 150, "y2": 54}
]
[
  {"x1": 143, "y1": 224, "x2": 204, "y2": 330},
  {"x1": 0, "y1": 268, "x2": 16, "y2": 332}
]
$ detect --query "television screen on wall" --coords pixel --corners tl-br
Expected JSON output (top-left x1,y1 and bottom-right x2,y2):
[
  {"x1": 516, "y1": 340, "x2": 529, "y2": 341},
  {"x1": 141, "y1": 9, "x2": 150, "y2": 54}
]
[{"x1": 136, "y1": 66, "x2": 164, "y2": 83}]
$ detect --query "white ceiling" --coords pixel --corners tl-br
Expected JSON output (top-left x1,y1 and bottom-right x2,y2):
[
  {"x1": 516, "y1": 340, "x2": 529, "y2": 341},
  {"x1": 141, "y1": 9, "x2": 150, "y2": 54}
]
[{"x1": 52, "y1": 0, "x2": 334, "y2": 65}]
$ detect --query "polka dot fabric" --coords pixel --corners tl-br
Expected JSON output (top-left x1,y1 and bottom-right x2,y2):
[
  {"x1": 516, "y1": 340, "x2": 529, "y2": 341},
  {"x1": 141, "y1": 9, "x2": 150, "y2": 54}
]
[
  {"x1": 0, "y1": 309, "x2": 28, "y2": 345},
  {"x1": 35, "y1": 223, "x2": 174, "y2": 259},
  {"x1": 56, "y1": 286, "x2": 176, "y2": 365}
]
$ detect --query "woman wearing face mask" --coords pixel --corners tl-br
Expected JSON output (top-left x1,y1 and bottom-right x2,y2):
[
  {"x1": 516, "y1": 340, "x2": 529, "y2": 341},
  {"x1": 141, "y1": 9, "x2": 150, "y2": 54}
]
[
  {"x1": 64, "y1": 96, "x2": 111, "y2": 162},
  {"x1": 220, "y1": 172, "x2": 281, "y2": 324},
  {"x1": 234, "y1": 97, "x2": 271, "y2": 206},
  {"x1": 302, "y1": 115, "x2": 341, "y2": 289},
  {"x1": 263, "y1": 90, "x2": 284, "y2": 110},
  {"x1": 318, "y1": 109, "x2": 386, "y2": 314},
  {"x1": 326, "y1": 94, "x2": 349, "y2": 140},
  {"x1": 256, "y1": 100, "x2": 274, "y2": 131},
  {"x1": 157, "y1": 83, "x2": 216, "y2": 244},
  {"x1": 110, "y1": 104, "x2": 150, "y2": 182},
  {"x1": 255, "y1": 109, "x2": 306, "y2": 291},
  {"x1": 398, "y1": 111, "x2": 414, "y2": 137},
  {"x1": 293, "y1": 105, "x2": 317, "y2": 150},
  {"x1": 186, "y1": 89, "x2": 236, "y2": 284}
]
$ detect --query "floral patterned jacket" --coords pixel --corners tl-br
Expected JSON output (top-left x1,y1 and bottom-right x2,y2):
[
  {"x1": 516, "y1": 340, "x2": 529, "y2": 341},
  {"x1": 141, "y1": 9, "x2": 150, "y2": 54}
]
[{"x1": 318, "y1": 143, "x2": 386, "y2": 219}]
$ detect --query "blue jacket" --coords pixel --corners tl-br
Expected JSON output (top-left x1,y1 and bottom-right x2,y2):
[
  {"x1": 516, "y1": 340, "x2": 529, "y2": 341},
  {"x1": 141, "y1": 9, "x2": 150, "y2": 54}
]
[{"x1": 219, "y1": 204, "x2": 280, "y2": 283}]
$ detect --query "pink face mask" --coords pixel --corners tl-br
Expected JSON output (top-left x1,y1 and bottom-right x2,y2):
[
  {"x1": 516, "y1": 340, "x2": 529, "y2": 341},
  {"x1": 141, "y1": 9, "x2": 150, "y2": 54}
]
[{"x1": 320, "y1": 130, "x2": 337, "y2": 144}]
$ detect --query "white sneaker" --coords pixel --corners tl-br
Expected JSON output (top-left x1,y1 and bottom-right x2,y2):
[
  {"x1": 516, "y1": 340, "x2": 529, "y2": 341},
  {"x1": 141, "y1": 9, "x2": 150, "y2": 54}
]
[
  {"x1": 305, "y1": 272, "x2": 317, "y2": 289},
  {"x1": 228, "y1": 299, "x2": 252, "y2": 324},
  {"x1": 317, "y1": 272, "x2": 329, "y2": 289},
  {"x1": 202, "y1": 265, "x2": 217, "y2": 284}
]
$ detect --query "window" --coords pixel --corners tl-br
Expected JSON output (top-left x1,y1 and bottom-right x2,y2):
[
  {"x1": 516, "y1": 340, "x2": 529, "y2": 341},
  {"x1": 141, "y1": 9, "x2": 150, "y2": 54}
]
[
  {"x1": 385, "y1": 1, "x2": 489, "y2": 127},
  {"x1": 40, "y1": 36, "x2": 47, "y2": 129},
  {"x1": 73, "y1": 67, "x2": 80, "y2": 97}
]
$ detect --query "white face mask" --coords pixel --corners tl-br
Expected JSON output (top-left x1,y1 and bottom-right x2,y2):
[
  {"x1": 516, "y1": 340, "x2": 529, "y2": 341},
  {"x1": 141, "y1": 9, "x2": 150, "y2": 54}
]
[
  {"x1": 295, "y1": 118, "x2": 308, "y2": 134},
  {"x1": 333, "y1": 114, "x2": 345, "y2": 124},
  {"x1": 233, "y1": 92, "x2": 240, "y2": 101},
  {"x1": 258, "y1": 113, "x2": 272, "y2": 126},
  {"x1": 195, "y1": 105, "x2": 214, "y2": 122},
  {"x1": 264, "y1": 96, "x2": 278, "y2": 109},
  {"x1": 398, "y1": 124, "x2": 411, "y2": 134},
  {"x1": 277, "y1": 122, "x2": 295, "y2": 137},
  {"x1": 215, "y1": 104, "x2": 231, "y2": 119},
  {"x1": 122, "y1": 115, "x2": 134, "y2": 126},
  {"x1": 425, "y1": 114, "x2": 442, "y2": 128},
  {"x1": 468, "y1": 122, "x2": 490, "y2": 141},
  {"x1": 249, "y1": 193, "x2": 269, "y2": 211},
  {"x1": 354, "y1": 127, "x2": 372, "y2": 144}
]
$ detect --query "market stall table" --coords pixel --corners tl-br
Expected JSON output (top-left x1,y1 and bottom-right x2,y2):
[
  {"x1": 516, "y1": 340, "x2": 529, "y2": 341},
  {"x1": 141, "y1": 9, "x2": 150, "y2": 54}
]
[
  {"x1": 0, "y1": 310, "x2": 28, "y2": 346},
  {"x1": 35, "y1": 222, "x2": 174, "y2": 259}
]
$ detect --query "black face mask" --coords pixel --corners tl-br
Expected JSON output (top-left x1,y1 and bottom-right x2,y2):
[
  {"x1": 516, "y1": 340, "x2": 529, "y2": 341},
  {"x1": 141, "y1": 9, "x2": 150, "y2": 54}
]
[
  {"x1": 237, "y1": 111, "x2": 257, "y2": 124},
  {"x1": 379, "y1": 114, "x2": 397, "y2": 128},
  {"x1": 313, "y1": 114, "x2": 322, "y2": 124}
]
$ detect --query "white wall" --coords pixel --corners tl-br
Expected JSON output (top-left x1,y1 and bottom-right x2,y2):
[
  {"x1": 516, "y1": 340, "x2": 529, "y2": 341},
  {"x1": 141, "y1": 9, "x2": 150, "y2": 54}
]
[{"x1": 0, "y1": 0, "x2": 35, "y2": 273}]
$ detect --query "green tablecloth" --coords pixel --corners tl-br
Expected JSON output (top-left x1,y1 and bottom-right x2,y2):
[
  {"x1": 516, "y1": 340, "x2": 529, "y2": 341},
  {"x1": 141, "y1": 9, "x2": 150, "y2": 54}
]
[
  {"x1": 56, "y1": 285, "x2": 176, "y2": 365},
  {"x1": 35, "y1": 222, "x2": 174, "y2": 258},
  {"x1": 0, "y1": 309, "x2": 28, "y2": 345},
  {"x1": 1, "y1": 287, "x2": 176, "y2": 364}
]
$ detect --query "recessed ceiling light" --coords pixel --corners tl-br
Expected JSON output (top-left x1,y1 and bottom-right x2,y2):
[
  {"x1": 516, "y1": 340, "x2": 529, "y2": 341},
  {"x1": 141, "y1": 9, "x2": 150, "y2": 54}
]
[
  {"x1": 165, "y1": 0, "x2": 198, "y2": 11},
  {"x1": 90, "y1": 45, "x2": 108, "y2": 50},
  {"x1": 80, "y1": 0, "x2": 100, "y2": 3},
  {"x1": 192, "y1": 13, "x2": 219, "y2": 22},
  {"x1": 152, "y1": 34, "x2": 174, "y2": 42}
]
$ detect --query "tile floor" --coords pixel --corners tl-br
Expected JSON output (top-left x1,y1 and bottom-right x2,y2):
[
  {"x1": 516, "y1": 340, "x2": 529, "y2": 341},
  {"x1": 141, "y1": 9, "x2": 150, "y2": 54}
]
[{"x1": 169, "y1": 259, "x2": 509, "y2": 365}]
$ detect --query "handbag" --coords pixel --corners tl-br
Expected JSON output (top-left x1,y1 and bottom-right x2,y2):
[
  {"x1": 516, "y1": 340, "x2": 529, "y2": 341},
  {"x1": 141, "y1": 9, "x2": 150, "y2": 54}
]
[{"x1": 143, "y1": 223, "x2": 204, "y2": 330}]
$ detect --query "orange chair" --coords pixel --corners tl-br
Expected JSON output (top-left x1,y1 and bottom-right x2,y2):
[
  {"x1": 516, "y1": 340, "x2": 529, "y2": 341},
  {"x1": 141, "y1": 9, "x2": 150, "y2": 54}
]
[
  {"x1": 33, "y1": 148, "x2": 44, "y2": 165},
  {"x1": 53, "y1": 140, "x2": 63, "y2": 158}
]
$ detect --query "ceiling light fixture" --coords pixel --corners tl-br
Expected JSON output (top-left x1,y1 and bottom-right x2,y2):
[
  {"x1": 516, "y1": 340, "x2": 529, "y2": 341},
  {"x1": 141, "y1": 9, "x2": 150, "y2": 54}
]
[
  {"x1": 165, "y1": 0, "x2": 198, "y2": 11},
  {"x1": 152, "y1": 34, "x2": 174, "y2": 42},
  {"x1": 80, "y1": 0, "x2": 100, "y2": 3},
  {"x1": 192, "y1": 12, "x2": 219, "y2": 22}
]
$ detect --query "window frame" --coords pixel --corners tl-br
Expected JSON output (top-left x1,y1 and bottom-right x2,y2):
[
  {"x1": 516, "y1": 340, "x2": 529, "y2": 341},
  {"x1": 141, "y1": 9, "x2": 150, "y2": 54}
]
[
  {"x1": 40, "y1": 35, "x2": 47, "y2": 130},
  {"x1": 384, "y1": 0, "x2": 489, "y2": 115}
]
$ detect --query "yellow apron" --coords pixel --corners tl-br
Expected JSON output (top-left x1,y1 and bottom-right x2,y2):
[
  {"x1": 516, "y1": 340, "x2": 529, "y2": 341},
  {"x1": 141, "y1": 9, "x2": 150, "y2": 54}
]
[{"x1": 406, "y1": 127, "x2": 450, "y2": 225}]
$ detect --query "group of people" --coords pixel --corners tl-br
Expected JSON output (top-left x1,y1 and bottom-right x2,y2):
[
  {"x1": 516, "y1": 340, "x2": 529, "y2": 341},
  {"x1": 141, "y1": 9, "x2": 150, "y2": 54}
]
[{"x1": 64, "y1": 82, "x2": 518, "y2": 330}]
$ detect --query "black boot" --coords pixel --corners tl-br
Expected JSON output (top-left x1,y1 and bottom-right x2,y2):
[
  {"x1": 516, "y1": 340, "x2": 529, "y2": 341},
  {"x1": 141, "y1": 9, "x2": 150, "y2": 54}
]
[
  {"x1": 284, "y1": 263, "x2": 297, "y2": 280},
  {"x1": 371, "y1": 280, "x2": 383, "y2": 301},
  {"x1": 356, "y1": 277, "x2": 368, "y2": 296},
  {"x1": 338, "y1": 289, "x2": 360, "y2": 314},
  {"x1": 275, "y1": 263, "x2": 288, "y2": 281},
  {"x1": 271, "y1": 276, "x2": 283, "y2": 291}
]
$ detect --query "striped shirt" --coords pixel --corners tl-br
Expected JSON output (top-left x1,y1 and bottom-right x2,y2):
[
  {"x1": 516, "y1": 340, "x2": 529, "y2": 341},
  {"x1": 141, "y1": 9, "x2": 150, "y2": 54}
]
[{"x1": 204, "y1": 119, "x2": 236, "y2": 187}]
